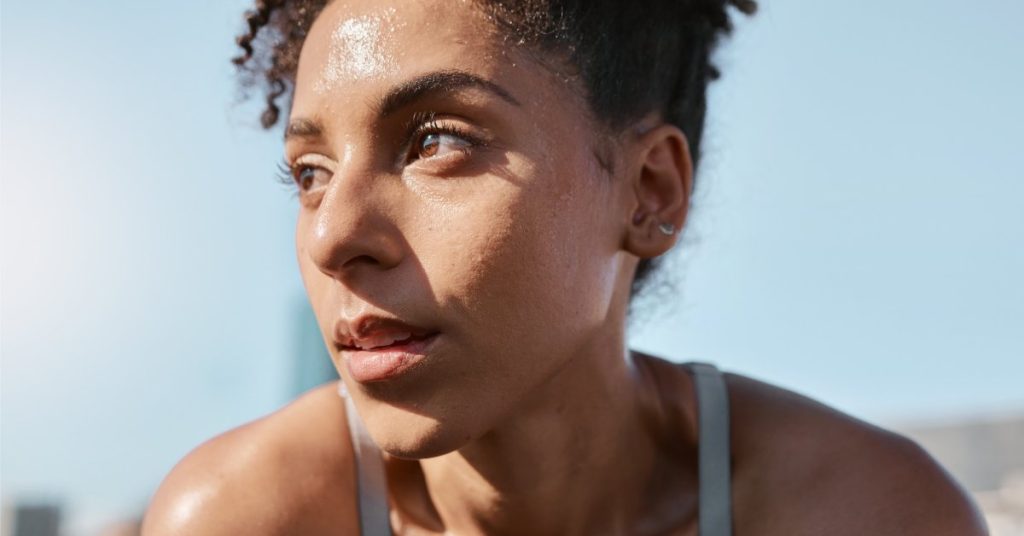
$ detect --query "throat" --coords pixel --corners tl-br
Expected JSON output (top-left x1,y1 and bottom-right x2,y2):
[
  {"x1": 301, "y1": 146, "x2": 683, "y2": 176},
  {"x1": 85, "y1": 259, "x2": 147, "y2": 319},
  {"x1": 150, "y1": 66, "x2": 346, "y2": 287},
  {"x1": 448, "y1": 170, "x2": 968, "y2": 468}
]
[{"x1": 384, "y1": 352, "x2": 695, "y2": 535}]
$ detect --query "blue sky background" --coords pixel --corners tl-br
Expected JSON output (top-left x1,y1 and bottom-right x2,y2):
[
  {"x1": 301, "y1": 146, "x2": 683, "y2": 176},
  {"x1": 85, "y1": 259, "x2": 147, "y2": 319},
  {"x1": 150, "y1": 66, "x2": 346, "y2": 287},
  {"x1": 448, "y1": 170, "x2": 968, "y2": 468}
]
[{"x1": 2, "y1": 0, "x2": 1022, "y2": 532}]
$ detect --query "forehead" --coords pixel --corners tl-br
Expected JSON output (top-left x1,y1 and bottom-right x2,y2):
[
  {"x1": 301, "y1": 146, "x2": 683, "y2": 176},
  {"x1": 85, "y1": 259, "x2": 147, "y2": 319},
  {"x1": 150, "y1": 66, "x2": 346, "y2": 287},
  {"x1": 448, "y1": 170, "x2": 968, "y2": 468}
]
[{"x1": 293, "y1": 0, "x2": 514, "y2": 113}]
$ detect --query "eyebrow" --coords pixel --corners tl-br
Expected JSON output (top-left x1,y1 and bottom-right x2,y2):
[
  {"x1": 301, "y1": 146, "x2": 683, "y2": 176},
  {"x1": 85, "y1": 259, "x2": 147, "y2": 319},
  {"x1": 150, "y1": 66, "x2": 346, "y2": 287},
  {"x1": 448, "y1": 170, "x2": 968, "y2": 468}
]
[
  {"x1": 285, "y1": 70, "x2": 521, "y2": 142},
  {"x1": 284, "y1": 117, "x2": 324, "y2": 142},
  {"x1": 379, "y1": 70, "x2": 521, "y2": 117}
]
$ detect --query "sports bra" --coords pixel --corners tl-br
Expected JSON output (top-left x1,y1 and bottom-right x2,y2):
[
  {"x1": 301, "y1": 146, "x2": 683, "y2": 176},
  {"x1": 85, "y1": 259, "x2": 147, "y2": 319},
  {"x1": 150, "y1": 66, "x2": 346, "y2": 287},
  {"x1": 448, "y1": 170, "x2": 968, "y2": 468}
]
[{"x1": 341, "y1": 361, "x2": 733, "y2": 536}]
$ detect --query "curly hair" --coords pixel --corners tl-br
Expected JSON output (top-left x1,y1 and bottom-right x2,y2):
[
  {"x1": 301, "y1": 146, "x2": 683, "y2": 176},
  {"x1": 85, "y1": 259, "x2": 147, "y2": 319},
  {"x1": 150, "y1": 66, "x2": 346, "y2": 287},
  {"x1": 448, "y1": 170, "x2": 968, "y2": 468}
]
[{"x1": 233, "y1": 0, "x2": 756, "y2": 301}]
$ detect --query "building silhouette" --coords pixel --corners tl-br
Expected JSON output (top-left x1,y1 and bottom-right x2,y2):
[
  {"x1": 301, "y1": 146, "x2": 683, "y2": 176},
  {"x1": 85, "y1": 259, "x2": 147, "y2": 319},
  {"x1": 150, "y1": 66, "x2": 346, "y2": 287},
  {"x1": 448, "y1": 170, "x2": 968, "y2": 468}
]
[
  {"x1": 2, "y1": 503, "x2": 61, "y2": 536},
  {"x1": 901, "y1": 415, "x2": 1024, "y2": 536}
]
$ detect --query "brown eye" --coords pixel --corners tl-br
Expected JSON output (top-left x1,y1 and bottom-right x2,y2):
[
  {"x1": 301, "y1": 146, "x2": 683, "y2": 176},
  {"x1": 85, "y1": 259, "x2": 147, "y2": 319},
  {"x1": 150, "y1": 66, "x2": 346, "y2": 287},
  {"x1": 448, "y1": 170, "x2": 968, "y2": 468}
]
[
  {"x1": 293, "y1": 165, "x2": 331, "y2": 191},
  {"x1": 413, "y1": 132, "x2": 472, "y2": 161},
  {"x1": 419, "y1": 133, "x2": 441, "y2": 158}
]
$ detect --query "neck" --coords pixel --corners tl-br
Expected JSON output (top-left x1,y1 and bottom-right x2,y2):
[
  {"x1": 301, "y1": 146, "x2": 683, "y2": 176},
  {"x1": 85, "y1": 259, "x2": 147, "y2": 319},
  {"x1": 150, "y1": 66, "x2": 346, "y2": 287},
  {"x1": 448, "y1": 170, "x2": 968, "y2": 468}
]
[{"x1": 408, "y1": 331, "x2": 663, "y2": 535}]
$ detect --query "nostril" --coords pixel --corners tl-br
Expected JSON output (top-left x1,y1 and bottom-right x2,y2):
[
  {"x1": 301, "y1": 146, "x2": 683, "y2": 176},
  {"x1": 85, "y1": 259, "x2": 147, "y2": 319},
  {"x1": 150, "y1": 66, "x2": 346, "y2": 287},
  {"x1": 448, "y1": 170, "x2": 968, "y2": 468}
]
[{"x1": 343, "y1": 254, "x2": 381, "y2": 269}]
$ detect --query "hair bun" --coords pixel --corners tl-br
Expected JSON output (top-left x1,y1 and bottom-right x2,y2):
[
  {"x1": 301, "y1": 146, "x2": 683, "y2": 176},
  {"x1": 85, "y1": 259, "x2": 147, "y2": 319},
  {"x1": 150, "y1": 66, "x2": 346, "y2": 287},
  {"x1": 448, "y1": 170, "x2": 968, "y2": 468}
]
[{"x1": 729, "y1": 0, "x2": 758, "y2": 16}]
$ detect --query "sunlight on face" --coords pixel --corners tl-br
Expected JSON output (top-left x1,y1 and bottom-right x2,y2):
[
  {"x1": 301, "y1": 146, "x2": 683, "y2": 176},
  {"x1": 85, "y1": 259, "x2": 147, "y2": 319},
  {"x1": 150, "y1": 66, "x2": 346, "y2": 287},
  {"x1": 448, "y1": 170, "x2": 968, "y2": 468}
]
[
  {"x1": 312, "y1": 7, "x2": 403, "y2": 94},
  {"x1": 290, "y1": 0, "x2": 632, "y2": 458}
]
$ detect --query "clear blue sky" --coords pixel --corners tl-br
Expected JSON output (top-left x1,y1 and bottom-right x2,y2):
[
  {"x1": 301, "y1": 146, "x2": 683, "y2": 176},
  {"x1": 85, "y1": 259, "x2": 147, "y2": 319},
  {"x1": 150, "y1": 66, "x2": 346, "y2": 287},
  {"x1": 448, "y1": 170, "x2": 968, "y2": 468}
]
[{"x1": 2, "y1": 0, "x2": 1022, "y2": 531}]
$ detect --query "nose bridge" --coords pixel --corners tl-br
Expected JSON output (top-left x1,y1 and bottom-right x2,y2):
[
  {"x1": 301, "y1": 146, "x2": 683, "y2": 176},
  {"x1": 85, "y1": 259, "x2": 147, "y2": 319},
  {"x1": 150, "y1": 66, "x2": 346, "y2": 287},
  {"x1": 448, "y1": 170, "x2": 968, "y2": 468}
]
[{"x1": 305, "y1": 153, "x2": 404, "y2": 280}]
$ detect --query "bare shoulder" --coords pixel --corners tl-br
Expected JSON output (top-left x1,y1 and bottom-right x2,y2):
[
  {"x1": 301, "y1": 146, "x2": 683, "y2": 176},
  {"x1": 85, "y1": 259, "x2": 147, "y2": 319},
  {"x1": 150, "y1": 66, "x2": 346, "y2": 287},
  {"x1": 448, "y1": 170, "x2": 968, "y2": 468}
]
[
  {"x1": 725, "y1": 372, "x2": 988, "y2": 536},
  {"x1": 141, "y1": 383, "x2": 359, "y2": 536}
]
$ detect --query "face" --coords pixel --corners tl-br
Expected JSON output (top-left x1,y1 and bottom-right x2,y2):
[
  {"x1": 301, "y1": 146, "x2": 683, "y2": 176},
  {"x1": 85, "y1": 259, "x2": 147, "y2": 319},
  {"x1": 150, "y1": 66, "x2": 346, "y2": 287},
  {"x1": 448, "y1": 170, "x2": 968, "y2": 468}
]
[{"x1": 289, "y1": 0, "x2": 635, "y2": 458}]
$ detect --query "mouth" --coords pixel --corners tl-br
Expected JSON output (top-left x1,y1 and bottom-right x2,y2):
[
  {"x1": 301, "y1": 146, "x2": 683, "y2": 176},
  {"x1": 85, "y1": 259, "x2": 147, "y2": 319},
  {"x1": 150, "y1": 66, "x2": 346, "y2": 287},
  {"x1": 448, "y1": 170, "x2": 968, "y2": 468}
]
[
  {"x1": 342, "y1": 330, "x2": 434, "y2": 351},
  {"x1": 340, "y1": 331, "x2": 440, "y2": 383}
]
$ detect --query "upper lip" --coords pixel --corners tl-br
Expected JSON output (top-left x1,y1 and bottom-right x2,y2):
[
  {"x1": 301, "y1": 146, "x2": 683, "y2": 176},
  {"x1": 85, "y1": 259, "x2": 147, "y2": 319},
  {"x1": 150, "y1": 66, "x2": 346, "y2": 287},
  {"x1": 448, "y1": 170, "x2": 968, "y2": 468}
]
[{"x1": 333, "y1": 315, "x2": 436, "y2": 351}]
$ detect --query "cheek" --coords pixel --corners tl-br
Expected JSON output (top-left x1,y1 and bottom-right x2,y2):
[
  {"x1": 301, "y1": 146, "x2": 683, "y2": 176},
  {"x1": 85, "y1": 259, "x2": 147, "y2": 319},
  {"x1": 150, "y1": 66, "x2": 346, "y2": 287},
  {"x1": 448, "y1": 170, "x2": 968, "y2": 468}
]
[
  {"x1": 412, "y1": 188, "x2": 525, "y2": 318},
  {"x1": 415, "y1": 164, "x2": 616, "y2": 345},
  {"x1": 294, "y1": 215, "x2": 343, "y2": 346},
  {"x1": 295, "y1": 218, "x2": 313, "y2": 292}
]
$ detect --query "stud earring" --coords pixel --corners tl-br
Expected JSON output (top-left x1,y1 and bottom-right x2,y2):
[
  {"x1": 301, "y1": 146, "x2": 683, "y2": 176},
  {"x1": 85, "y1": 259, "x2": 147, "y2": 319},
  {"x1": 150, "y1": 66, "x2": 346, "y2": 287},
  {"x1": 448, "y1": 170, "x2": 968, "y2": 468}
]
[{"x1": 658, "y1": 222, "x2": 676, "y2": 236}]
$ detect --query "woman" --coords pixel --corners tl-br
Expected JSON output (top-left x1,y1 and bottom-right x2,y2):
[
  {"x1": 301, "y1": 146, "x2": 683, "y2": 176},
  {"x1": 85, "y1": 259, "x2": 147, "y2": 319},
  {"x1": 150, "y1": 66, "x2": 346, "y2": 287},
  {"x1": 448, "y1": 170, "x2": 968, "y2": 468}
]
[{"x1": 143, "y1": 0, "x2": 987, "y2": 534}]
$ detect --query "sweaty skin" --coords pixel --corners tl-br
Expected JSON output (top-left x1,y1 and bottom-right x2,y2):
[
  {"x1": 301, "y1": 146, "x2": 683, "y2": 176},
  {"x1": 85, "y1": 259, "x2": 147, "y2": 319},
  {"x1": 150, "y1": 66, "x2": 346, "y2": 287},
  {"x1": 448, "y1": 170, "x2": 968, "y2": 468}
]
[
  {"x1": 142, "y1": 1, "x2": 988, "y2": 535},
  {"x1": 313, "y1": 7, "x2": 401, "y2": 94}
]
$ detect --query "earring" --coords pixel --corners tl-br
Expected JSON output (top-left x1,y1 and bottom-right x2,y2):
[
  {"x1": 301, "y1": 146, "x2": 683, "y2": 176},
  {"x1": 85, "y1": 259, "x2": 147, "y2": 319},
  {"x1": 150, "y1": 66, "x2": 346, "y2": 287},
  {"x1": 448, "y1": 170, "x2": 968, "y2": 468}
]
[{"x1": 658, "y1": 222, "x2": 676, "y2": 236}]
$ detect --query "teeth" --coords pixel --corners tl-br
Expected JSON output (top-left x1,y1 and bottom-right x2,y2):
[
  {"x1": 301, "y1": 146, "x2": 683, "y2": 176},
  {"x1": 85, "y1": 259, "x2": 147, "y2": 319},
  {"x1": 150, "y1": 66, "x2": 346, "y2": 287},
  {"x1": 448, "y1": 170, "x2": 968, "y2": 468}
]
[{"x1": 353, "y1": 331, "x2": 412, "y2": 350}]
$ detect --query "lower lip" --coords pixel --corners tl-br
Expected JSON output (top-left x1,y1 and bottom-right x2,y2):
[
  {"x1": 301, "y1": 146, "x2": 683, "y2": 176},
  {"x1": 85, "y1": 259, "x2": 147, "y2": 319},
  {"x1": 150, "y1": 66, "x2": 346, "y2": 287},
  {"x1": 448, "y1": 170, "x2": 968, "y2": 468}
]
[{"x1": 343, "y1": 333, "x2": 439, "y2": 383}]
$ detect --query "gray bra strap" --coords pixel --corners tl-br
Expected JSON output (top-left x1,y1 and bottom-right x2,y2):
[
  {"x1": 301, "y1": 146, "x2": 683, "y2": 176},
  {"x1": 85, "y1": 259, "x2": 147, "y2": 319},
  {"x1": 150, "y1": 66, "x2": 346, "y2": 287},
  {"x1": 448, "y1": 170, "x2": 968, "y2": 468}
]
[
  {"x1": 338, "y1": 365, "x2": 731, "y2": 536},
  {"x1": 686, "y1": 362, "x2": 734, "y2": 536},
  {"x1": 340, "y1": 383, "x2": 393, "y2": 536}
]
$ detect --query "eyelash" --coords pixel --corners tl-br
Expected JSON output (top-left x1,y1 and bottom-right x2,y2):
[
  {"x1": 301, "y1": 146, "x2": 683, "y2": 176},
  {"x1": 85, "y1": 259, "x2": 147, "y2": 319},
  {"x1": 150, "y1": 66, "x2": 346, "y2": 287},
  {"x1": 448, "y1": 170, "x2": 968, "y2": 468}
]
[
  {"x1": 275, "y1": 111, "x2": 485, "y2": 193},
  {"x1": 275, "y1": 159, "x2": 299, "y2": 194},
  {"x1": 403, "y1": 111, "x2": 485, "y2": 160}
]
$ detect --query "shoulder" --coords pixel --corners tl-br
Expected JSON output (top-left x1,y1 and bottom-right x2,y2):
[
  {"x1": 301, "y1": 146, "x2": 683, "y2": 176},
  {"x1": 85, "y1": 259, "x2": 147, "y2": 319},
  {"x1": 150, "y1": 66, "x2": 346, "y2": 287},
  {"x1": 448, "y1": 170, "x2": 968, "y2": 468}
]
[
  {"x1": 141, "y1": 383, "x2": 359, "y2": 536},
  {"x1": 724, "y1": 371, "x2": 988, "y2": 535}
]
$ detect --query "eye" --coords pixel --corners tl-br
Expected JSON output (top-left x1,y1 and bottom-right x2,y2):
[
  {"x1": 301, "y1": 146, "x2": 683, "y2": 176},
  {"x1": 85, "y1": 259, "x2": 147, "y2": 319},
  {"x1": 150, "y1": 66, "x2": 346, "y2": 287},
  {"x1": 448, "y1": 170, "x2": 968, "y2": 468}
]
[
  {"x1": 294, "y1": 165, "x2": 324, "y2": 191},
  {"x1": 413, "y1": 131, "x2": 473, "y2": 161},
  {"x1": 403, "y1": 112, "x2": 485, "y2": 166},
  {"x1": 277, "y1": 158, "x2": 333, "y2": 193}
]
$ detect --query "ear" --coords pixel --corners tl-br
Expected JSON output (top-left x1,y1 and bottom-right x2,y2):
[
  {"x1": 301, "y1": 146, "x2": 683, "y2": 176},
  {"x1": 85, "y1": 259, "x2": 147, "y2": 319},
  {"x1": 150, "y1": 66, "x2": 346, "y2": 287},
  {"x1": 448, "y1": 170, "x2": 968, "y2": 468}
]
[{"x1": 621, "y1": 123, "x2": 693, "y2": 258}]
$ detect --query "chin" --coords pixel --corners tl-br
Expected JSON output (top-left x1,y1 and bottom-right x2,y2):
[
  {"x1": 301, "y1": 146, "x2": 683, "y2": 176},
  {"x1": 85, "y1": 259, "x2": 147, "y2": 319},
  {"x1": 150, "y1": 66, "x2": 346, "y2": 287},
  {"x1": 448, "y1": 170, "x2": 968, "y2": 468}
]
[{"x1": 360, "y1": 401, "x2": 479, "y2": 460}]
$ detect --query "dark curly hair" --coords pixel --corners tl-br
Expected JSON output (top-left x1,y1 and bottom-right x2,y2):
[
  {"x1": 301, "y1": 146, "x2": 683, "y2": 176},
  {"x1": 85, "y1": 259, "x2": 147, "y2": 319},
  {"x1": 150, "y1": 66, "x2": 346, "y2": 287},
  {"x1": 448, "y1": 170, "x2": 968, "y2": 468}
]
[{"x1": 233, "y1": 0, "x2": 756, "y2": 302}]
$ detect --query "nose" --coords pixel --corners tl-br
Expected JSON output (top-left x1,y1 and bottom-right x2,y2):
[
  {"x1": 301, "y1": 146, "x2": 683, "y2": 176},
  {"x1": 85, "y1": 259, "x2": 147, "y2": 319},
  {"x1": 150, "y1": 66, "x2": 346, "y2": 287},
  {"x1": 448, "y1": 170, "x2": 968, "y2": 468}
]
[{"x1": 302, "y1": 164, "x2": 405, "y2": 282}]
